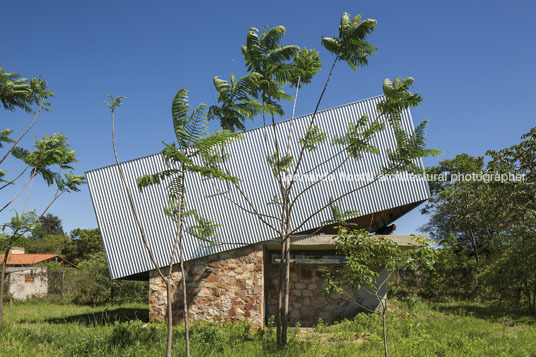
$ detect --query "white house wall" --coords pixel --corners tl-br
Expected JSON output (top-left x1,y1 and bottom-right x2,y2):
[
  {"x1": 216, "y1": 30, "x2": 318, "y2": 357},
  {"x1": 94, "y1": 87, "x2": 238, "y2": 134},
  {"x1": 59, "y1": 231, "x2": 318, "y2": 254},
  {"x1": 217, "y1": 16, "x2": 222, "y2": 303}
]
[{"x1": 7, "y1": 267, "x2": 48, "y2": 300}]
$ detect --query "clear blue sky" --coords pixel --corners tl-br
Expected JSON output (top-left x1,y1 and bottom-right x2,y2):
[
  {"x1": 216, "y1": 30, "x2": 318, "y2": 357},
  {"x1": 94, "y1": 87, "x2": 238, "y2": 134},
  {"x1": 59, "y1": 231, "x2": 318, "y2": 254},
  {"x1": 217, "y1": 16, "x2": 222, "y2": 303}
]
[{"x1": 2, "y1": 1, "x2": 535, "y2": 234}]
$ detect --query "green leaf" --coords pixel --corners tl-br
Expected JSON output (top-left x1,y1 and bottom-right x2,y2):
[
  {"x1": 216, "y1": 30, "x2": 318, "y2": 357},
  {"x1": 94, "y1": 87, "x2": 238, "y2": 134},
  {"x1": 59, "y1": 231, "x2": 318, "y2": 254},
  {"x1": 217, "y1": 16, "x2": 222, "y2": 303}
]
[
  {"x1": 321, "y1": 12, "x2": 377, "y2": 70},
  {"x1": 299, "y1": 124, "x2": 327, "y2": 151},
  {"x1": 332, "y1": 114, "x2": 383, "y2": 159}
]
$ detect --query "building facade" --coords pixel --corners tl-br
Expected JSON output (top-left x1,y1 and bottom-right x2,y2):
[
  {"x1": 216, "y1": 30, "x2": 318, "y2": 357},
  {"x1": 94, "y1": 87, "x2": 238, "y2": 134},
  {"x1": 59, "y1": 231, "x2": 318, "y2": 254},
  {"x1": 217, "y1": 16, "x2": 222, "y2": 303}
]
[
  {"x1": 148, "y1": 235, "x2": 414, "y2": 327},
  {"x1": 86, "y1": 95, "x2": 430, "y2": 327}
]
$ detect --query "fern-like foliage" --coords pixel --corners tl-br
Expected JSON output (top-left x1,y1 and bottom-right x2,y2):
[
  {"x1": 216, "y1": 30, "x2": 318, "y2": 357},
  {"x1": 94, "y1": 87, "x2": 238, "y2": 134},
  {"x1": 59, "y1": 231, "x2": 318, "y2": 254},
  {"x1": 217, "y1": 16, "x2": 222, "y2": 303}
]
[
  {"x1": 241, "y1": 25, "x2": 320, "y2": 111},
  {"x1": 299, "y1": 124, "x2": 327, "y2": 151},
  {"x1": 0, "y1": 129, "x2": 13, "y2": 148},
  {"x1": 0, "y1": 66, "x2": 54, "y2": 112},
  {"x1": 134, "y1": 89, "x2": 244, "y2": 247},
  {"x1": 12, "y1": 133, "x2": 79, "y2": 186},
  {"x1": 332, "y1": 114, "x2": 383, "y2": 160},
  {"x1": 290, "y1": 48, "x2": 322, "y2": 87},
  {"x1": 267, "y1": 150, "x2": 294, "y2": 176},
  {"x1": 187, "y1": 211, "x2": 220, "y2": 243},
  {"x1": 242, "y1": 26, "x2": 298, "y2": 94},
  {"x1": 321, "y1": 12, "x2": 377, "y2": 70},
  {"x1": 208, "y1": 73, "x2": 263, "y2": 131},
  {"x1": 321, "y1": 199, "x2": 359, "y2": 228},
  {"x1": 377, "y1": 77, "x2": 422, "y2": 127},
  {"x1": 209, "y1": 26, "x2": 321, "y2": 132},
  {"x1": 137, "y1": 89, "x2": 242, "y2": 192},
  {"x1": 385, "y1": 120, "x2": 442, "y2": 174},
  {"x1": 172, "y1": 89, "x2": 208, "y2": 149},
  {"x1": 1, "y1": 210, "x2": 38, "y2": 238},
  {"x1": 373, "y1": 76, "x2": 441, "y2": 174}
]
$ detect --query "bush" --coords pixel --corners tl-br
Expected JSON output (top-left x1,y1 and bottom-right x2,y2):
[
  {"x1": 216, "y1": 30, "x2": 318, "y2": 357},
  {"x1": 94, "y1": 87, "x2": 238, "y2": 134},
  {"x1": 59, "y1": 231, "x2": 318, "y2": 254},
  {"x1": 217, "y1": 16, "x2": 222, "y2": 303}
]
[{"x1": 71, "y1": 252, "x2": 147, "y2": 305}]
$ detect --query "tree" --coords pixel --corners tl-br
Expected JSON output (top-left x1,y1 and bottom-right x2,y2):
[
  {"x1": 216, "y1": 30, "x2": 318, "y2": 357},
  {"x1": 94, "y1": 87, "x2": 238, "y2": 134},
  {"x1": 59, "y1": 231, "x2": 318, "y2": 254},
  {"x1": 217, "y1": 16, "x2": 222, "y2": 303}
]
[
  {"x1": 421, "y1": 154, "x2": 491, "y2": 263},
  {"x1": 32, "y1": 213, "x2": 64, "y2": 239},
  {"x1": 481, "y1": 127, "x2": 536, "y2": 311},
  {"x1": 323, "y1": 228, "x2": 436, "y2": 357},
  {"x1": 421, "y1": 127, "x2": 536, "y2": 311},
  {"x1": 64, "y1": 228, "x2": 103, "y2": 264},
  {"x1": 107, "y1": 91, "x2": 241, "y2": 357},
  {"x1": 208, "y1": 12, "x2": 440, "y2": 346},
  {"x1": 0, "y1": 65, "x2": 85, "y2": 332}
]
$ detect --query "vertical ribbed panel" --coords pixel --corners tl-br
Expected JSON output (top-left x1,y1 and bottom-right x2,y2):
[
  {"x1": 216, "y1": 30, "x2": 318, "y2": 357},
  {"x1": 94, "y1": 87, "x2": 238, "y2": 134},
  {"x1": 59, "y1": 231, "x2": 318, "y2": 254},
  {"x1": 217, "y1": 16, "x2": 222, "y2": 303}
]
[{"x1": 86, "y1": 95, "x2": 430, "y2": 279}]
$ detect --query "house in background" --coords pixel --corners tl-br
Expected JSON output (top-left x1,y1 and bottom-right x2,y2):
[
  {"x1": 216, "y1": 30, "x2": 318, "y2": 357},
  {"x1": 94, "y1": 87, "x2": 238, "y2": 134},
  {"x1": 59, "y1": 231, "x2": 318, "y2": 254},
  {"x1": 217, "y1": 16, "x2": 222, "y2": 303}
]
[
  {"x1": 2, "y1": 247, "x2": 77, "y2": 300},
  {"x1": 86, "y1": 95, "x2": 430, "y2": 327}
]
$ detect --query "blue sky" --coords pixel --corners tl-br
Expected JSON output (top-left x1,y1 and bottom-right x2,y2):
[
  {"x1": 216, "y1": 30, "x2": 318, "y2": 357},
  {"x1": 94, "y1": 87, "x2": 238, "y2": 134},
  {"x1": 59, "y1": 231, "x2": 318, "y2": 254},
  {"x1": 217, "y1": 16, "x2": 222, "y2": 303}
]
[{"x1": 2, "y1": 1, "x2": 535, "y2": 234}]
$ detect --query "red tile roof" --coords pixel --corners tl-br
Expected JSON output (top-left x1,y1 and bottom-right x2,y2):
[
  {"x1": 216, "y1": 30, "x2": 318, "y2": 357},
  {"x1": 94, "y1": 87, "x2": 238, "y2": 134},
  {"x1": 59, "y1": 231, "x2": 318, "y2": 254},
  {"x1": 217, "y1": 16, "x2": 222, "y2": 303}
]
[{"x1": 0, "y1": 254, "x2": 77, "y2": 267}]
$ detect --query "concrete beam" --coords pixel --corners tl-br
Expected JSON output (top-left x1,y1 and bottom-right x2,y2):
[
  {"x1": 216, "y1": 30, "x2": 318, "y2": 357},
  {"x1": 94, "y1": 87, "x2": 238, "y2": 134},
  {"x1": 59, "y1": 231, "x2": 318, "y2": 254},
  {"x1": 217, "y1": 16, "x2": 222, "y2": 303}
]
[{"x1": 263, "y1": 233, "x2": 428, "y2": 250}]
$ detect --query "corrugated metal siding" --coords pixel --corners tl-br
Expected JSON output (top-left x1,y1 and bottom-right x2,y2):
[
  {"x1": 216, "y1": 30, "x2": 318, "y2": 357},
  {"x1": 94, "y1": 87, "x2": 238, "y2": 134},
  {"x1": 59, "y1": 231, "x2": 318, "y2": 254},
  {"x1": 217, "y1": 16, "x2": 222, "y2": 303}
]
[{"x1": 86, "y1": 95, "x2": 430, "y2": 279}]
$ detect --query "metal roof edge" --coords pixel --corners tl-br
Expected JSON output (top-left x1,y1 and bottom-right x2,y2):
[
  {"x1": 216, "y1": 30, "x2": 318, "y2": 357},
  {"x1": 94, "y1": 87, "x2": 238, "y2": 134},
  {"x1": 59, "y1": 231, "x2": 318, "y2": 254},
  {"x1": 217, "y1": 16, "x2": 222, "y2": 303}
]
[{"x1": 85, "y1": 94, "x2": 385, "y2": 176}]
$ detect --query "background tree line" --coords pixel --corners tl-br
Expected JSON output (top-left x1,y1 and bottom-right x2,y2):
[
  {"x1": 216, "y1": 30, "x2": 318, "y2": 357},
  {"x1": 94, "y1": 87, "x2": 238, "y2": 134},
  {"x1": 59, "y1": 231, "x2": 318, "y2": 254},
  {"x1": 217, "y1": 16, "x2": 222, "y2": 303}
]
[
  {"x1": 0, "y1": 213, "x2": 147, "y2": 305},
  {"x1": 401, "y1": 126, "x2": 536, "y2": 314},
  {"x1": 0, "y1": 214, "x2": 148, "y2": 305}
]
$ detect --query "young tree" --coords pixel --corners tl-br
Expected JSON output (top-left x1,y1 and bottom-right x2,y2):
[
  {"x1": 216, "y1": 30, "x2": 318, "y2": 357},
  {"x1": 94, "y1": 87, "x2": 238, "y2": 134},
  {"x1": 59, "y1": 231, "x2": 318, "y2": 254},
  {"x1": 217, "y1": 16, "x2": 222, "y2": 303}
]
[
  {"x1": 208, "y1": 12, "x2": 440, "y2": 346},
  {"x1": 0, "y1": 65, "x2": 53, "y2": 170},
  {"x1": 0, "y1": 65, "x2": 85, "y2": 332},
  {"x1": 323, "y1": 229, "x2": 436, "y2": 357},
  {"x1": 107, "y1": 91, "x2": 240, "y2": 357}
]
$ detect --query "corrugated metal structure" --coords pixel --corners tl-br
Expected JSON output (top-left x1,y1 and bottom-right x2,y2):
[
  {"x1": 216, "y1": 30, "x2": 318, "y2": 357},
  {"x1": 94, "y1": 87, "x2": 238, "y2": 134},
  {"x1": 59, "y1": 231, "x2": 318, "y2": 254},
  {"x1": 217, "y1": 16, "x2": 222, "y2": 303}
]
[{"x1": 86, "y1": 95, "x2": 430, "y2": 280}]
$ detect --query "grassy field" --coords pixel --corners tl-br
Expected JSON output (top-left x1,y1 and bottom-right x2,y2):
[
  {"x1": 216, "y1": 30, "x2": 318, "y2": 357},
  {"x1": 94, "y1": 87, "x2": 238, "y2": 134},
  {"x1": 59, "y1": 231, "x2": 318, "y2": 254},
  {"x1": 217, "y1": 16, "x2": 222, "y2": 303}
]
[{"x1": 1, "y1": 298, "x2": 535, "y2": 356}]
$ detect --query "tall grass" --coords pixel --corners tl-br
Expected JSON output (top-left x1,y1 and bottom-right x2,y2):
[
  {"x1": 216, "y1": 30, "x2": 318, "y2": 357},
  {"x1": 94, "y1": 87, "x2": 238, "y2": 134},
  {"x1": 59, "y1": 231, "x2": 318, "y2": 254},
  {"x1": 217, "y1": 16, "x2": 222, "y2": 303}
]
[{"x1": 1, "y1": 298, "x2": 535, "y2": 356}]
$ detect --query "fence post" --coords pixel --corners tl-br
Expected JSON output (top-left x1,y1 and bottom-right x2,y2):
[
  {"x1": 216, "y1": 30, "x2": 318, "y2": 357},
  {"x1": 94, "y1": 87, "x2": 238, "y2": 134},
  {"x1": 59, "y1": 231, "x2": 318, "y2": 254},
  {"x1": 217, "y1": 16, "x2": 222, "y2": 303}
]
[
  {"x1": 6, "y1": 273, "x2": 11, "y2": 306},
  {"x1": 60, "y1": 271, "x2": 64, "y2": 302}
]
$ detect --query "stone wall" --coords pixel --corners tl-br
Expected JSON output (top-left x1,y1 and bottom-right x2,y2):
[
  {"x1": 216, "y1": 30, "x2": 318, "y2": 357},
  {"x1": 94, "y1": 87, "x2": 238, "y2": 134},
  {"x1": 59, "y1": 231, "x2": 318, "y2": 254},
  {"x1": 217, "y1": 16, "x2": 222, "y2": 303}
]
[
  {"x1": 149, "y1": 244, "x2": 264, "y2": 328},
  {"x1": 266, "y1": 263, "x2": 357, "y2": 327}
]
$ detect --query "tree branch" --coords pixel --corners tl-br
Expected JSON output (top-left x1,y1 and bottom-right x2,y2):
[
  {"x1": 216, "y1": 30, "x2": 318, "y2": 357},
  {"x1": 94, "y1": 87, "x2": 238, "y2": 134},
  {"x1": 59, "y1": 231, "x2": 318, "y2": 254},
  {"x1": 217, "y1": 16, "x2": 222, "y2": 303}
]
[
  {"x1": 0, "y1": 99, "x2": 45, "y2": 166},
  {"x1": 0, "y1": 165, "x2": 29, "y2": 191}
]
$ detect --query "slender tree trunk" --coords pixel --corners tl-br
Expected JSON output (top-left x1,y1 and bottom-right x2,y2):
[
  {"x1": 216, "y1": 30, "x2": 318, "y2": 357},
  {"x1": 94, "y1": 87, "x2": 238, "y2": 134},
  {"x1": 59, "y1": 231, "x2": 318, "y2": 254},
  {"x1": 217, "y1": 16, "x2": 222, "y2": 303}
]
[
  {"x1": 109, "y1": 98, "x2": 170, "y2": 355},
  {"x1": 282, "y1": 194, "x2": 291, "y2": 346},
  {"x1": 167, "y1": 166, "x2": 190, "y2": 357},
  {"x1": 382, "y1": 303, "x2": 388, "y2": 357},
  {"x1": 467, "y1": 231, "x2": 479, "y2": 264},
  {"x1": 282, "y1": 234, "x2": 290, "y2": 346},
  {"x1": 22, "y1": 173, "x2": 36, "y2": 215},
  {"x1": 0, "y1": 247, "x2": 11, "y2": 332},
  {"x1": 166, "y1": 279, "x2": 173, "y2": 357},
  {"x1": 276, "y1": 233, "x2": 285, "y2": 347},
  {"x1": 276, "y1": 190, "x2": 293, "y2": 348},
  {"x1": 179, "y1": 249, "x2": 190, "y2": 357}
]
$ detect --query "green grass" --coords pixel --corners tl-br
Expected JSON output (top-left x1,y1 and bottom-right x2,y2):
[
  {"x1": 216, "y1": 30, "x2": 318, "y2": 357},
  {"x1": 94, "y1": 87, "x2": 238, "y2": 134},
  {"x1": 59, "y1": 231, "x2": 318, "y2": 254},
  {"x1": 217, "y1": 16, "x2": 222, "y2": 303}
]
[{"x1": 0, "y1": 298, "x2": 535, "y2": 356}]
